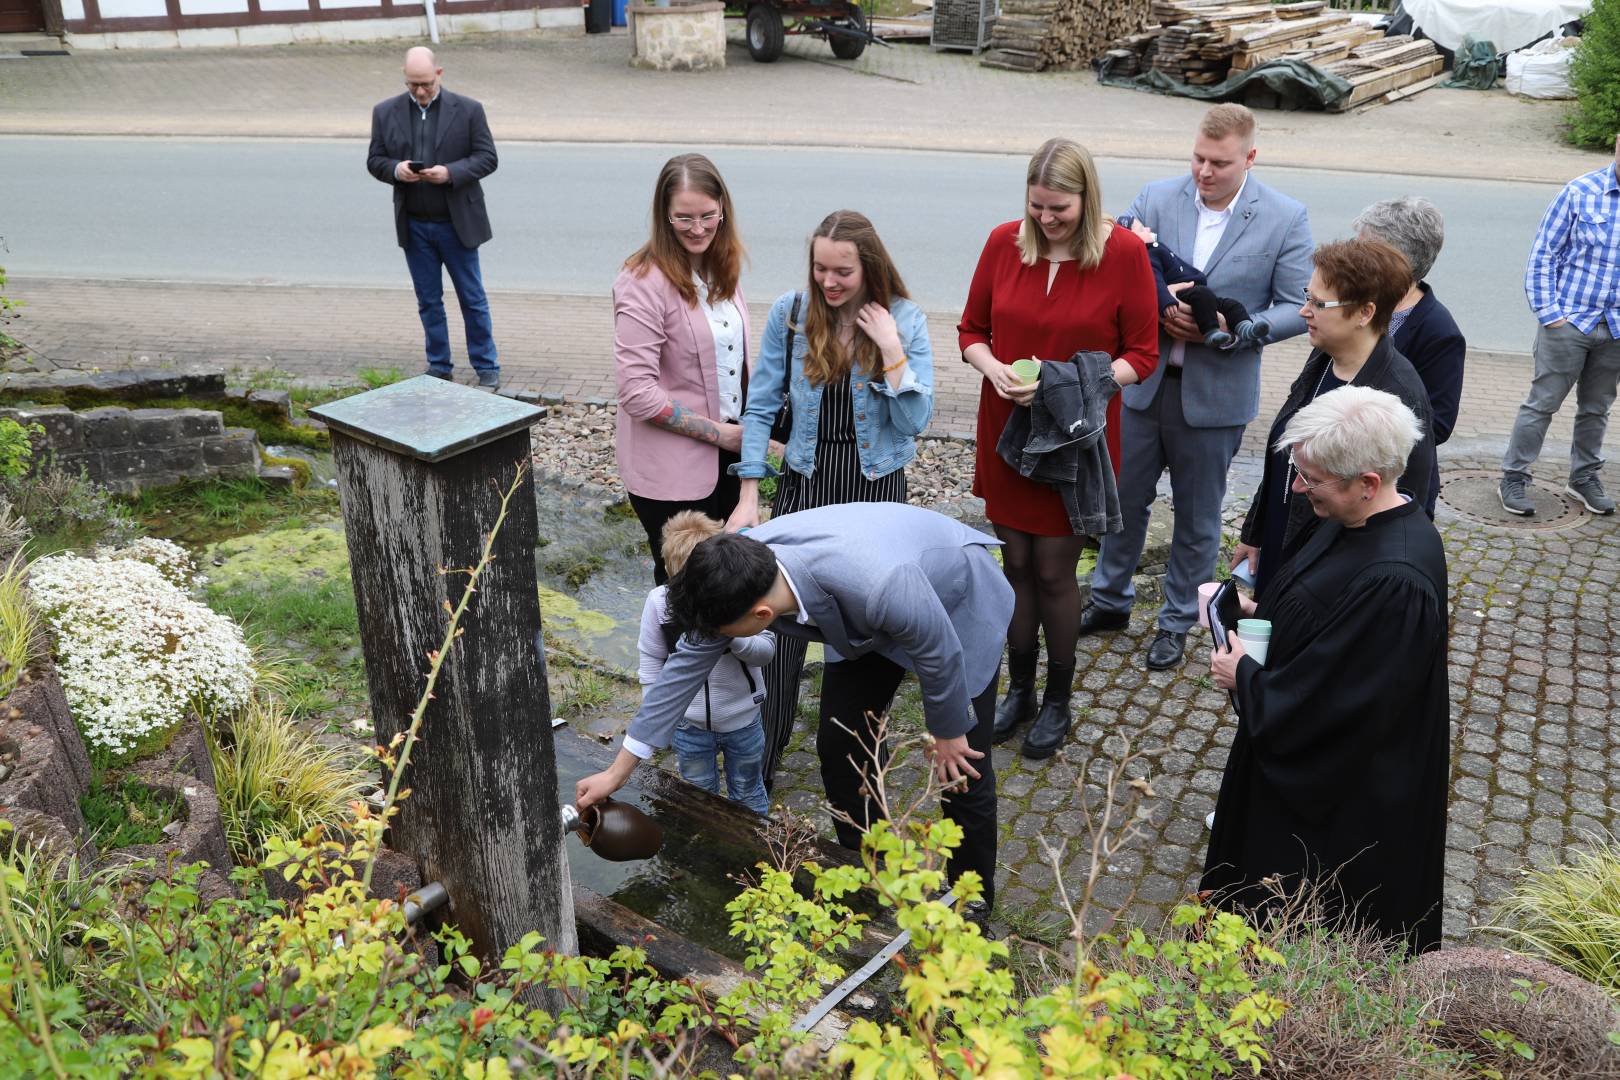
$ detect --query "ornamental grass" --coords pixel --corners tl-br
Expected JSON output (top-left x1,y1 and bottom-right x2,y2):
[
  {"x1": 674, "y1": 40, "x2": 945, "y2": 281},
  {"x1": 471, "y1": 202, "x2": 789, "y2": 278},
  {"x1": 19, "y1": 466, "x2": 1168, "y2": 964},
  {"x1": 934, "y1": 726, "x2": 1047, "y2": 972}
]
[
  {"x1": 1486, "y1": 833, "x2": 1620, "y2": 998},
  {"x1": 0, "y1": 549, "x2": 44, "y2": 701},
  {"x1": 206, "y1": 691, "x2": 371, "y2": 863}
]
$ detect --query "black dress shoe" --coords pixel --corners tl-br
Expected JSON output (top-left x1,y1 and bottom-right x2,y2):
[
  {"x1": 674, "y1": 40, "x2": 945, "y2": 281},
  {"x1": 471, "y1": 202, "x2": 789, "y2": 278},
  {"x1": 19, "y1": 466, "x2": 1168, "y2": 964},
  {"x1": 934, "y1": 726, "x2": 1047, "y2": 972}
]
[
  {"x1": 1077, "y1": 603, "x2": 1129, "y2": 636},
  {"x1": 1145, "y1": 629, "x2": 1187, "y2": 670}
]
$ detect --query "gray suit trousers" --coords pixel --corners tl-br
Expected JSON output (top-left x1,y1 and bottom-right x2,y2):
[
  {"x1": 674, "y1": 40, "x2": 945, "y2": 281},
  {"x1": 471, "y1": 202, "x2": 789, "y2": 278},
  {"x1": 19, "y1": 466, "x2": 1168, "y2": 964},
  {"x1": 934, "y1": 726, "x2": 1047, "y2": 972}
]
[{"x1": 1090, "y1": 373, "x2": 1245, "y2": 633}]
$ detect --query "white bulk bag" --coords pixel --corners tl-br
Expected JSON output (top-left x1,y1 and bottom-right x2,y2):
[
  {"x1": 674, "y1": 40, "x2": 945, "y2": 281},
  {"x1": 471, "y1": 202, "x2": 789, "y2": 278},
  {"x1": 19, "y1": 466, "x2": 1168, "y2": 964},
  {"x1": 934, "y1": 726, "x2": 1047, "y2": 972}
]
[{"x1": 1505, "y1": 35, "x2": 1578, "y2": 99}]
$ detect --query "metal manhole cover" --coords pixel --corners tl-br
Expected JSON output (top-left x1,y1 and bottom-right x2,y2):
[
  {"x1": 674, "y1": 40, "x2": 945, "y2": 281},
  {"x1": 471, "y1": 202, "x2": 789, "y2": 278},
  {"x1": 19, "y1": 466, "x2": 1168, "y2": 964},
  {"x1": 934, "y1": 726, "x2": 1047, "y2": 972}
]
[{"x1": 1437, "y1": 470, "x2": 1585, "y2": 531}]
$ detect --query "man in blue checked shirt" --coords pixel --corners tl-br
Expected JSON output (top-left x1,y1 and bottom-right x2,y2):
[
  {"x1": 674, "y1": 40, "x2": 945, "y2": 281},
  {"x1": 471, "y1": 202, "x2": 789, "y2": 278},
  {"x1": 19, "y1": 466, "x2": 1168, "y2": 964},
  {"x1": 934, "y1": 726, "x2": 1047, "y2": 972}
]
[{"x1": 1501, "y1": 133, "x2": 1620, "y2": 517}]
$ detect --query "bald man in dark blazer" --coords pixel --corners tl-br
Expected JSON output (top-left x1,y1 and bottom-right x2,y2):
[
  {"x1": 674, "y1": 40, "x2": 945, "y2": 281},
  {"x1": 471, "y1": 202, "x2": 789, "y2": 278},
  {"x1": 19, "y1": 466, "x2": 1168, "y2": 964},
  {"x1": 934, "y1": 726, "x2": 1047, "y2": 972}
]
[{"x1": 367, "y1": 46, "x2": 501, "y2": 388}]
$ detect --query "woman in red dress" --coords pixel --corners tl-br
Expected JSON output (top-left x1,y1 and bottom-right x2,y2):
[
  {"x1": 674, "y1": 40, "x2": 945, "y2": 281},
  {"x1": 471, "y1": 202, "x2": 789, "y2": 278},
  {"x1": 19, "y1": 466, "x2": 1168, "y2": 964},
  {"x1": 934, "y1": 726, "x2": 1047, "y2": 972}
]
[{"x1": 958, "y1": 137, "x2": 1160, "y2": 761}]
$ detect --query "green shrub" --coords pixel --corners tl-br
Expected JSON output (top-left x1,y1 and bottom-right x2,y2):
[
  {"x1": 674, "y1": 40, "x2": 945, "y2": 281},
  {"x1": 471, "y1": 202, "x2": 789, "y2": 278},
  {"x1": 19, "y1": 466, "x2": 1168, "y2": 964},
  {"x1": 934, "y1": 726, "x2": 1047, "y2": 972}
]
[
  {"x1": 0, "y1": 418, "x2": 40, "y2": 481},
  {"x1": 206, "y1": 693, "x2": 371, "y2": 863},
  {"x1": 1570, "y1": 0, "x2": 1620, "y2": 149},
  {"x1": 1486, "y1": 832, "x2": 1620, "y2": 996},
  {"x1": 0, "y1": 266, "x2": 20, "y2": 349},
  {"x1": 2, "y1": 467, "x2": 137, "y2": 555}
]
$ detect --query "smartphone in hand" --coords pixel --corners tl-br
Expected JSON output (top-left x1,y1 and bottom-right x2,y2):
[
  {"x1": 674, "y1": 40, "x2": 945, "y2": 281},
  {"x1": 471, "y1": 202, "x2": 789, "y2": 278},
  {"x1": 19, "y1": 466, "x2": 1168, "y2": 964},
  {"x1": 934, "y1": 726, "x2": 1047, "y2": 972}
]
[{"x1": 407, "y1": 161, "x2": 431, "y2": 173}]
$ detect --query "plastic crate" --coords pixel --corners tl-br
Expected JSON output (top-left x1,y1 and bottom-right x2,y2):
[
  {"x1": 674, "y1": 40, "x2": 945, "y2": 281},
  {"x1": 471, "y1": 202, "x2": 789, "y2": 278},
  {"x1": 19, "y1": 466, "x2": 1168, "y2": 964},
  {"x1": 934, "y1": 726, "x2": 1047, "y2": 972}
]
[{"x1": 932, "y1": 0, "x2": 996, "y2": 52}]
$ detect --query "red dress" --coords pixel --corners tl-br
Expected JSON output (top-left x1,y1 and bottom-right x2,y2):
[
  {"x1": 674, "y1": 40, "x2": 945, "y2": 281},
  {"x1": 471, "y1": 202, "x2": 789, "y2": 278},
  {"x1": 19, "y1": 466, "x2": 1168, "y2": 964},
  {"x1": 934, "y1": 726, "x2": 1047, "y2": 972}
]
[{"x1": 958, "y1": 220, "x2": 1160, "y2": 536}]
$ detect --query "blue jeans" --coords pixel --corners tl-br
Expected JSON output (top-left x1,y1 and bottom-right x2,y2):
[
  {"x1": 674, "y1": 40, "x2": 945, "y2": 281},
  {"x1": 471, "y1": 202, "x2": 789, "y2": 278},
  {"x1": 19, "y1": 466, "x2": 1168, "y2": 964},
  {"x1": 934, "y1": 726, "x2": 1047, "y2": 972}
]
[
  {"x1": 403, "y1": 217, "x2": 498, "y2": 376},
  {"x1": 672, "y1": 720, "x2": 769, "y2": 815}
]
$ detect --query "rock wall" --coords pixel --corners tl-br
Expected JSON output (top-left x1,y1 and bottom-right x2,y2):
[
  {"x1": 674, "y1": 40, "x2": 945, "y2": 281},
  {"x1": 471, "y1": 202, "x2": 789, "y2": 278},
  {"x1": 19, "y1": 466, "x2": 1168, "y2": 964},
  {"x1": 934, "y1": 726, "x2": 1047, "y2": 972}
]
[
  {"x1": 630, "y1": 2, "x2": 726, "y2": 71},
  {"x1": 3, "y1": 403, "x2": 260, "y2": 495}
]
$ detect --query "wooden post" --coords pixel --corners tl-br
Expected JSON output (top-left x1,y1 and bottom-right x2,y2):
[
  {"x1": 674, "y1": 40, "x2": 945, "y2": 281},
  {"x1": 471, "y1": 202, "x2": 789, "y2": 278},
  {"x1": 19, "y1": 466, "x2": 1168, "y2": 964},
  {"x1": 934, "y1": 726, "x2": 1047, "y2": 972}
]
[{"x1": 311, "y1": 377, "x2": 576, "y2": 969}]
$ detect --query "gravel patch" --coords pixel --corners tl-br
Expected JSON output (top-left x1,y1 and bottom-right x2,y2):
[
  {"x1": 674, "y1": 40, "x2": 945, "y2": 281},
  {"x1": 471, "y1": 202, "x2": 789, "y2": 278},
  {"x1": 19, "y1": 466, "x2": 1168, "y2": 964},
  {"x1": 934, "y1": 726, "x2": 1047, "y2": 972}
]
[{"x1": 529, "y1": 401, "x2": 977, "y2": 511}]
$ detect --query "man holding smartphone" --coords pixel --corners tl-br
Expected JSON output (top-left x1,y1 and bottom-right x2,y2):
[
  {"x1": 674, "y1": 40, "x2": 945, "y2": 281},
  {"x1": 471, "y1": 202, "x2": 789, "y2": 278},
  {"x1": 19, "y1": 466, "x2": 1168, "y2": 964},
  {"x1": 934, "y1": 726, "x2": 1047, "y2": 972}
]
[{"x1": 366, "y1": 46, "x2": 502, "y2": 389}]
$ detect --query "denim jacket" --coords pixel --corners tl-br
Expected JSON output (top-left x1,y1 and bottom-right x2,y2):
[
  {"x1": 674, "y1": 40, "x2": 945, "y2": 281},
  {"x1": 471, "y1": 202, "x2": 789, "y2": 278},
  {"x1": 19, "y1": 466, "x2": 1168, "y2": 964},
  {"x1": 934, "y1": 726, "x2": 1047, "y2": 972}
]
[{"x1": 734, "y1": 291, "x2": 933, "y2": 481}]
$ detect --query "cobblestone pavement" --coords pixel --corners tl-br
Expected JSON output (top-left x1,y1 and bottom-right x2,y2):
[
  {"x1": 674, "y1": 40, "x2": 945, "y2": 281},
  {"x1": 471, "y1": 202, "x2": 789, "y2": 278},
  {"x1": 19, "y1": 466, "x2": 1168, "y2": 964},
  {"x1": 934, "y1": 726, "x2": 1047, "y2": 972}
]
[{"x1": 763, "y1": 452, "x2": 1620, "y2": 945}]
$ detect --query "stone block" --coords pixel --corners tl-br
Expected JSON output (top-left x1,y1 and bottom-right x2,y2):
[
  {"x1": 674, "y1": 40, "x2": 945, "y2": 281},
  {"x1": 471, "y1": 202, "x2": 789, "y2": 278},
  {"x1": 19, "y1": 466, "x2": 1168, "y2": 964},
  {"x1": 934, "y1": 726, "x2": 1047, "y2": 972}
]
[
  {"x1": 16, "y1": 405, "x2": 82, "y2": 450},
  {"x1": 48, "y1": 451, "x2": 100, "y2": 480},
  {"x1": 107, "y1": 771, "x2": 235, "y2": 883},
  {"x1": 203, "y1": 428, "x2": 259, "y2": 469},
  {"x1": 78, "y1": 406, "x2": 133, "y2": 449},
  {"x1": 103, "y1": 444, "x2": 194, "y2": 480},
  {"x1": 130, "y1": 716, "x2": 215, "y2": 789},
  {"x1": 244, "y1": 388, "x2": 292, "y2": 417},
  {"x1": 258, "y1": 464, "x2": 298, "y2": 487},
  {"x1": 0, "y1": 665, "x2": 94, "y2": 838},
  {"x1": 128, "y1": 407, "x2": 181, "y2": 446},
  {"x1": 173, "y1": 408, "x2": 225, "y2": 439}
]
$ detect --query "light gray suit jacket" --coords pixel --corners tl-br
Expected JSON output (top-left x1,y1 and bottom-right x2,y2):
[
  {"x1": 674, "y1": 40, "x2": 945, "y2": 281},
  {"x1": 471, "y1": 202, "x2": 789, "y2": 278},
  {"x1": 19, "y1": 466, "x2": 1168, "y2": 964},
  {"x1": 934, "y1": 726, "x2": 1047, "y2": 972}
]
[
  {"x1": 625, "y1": 503, "x2": 1013, "y2": 749},
  {"x1": 1121, "y1": 174, "x2": 1313, "y2": 429}
]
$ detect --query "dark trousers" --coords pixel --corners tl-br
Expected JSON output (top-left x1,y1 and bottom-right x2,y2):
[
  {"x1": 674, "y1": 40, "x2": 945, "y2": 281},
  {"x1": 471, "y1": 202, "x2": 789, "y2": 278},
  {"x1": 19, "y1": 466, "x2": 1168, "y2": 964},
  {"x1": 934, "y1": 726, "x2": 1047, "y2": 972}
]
[
  {"x1": 404, "y1": 217, "x2": 498, "y2": 375},
  {"x1": 818, "y1": 650, "x2": 1000, "y2": 910},
  {"x1": 1180, "y1": 285, "x2": 1253, "y2": 337},
  {"x1": 626, "y1": 450, "x2": 740, "y2": 585}
]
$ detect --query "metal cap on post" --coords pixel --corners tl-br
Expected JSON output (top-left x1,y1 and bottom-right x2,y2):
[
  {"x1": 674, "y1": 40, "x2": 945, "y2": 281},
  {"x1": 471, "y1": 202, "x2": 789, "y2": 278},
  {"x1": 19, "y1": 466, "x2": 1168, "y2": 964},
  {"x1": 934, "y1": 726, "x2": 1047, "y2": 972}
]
[{"x1": 311, "y1": 376, "x2": 576, "y2": 978}]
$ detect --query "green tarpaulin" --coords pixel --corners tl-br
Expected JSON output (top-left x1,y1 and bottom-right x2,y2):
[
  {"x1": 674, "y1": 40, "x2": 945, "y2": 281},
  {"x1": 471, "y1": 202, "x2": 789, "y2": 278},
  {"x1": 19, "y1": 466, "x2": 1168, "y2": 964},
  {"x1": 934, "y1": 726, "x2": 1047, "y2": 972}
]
[{"x1": 1096, "y1": 55, "x2": 1356, "y2": 111}]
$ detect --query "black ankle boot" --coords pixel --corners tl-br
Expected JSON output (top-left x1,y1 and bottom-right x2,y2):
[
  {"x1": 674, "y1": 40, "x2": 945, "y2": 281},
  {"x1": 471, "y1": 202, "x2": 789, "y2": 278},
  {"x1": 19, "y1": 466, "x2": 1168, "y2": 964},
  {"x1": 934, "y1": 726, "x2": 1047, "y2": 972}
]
[
  {"x1": 991, "y1": 647, "x2": 1039, "y2": 744},
  {"x1": 1021, "y1": 660, "x2": 1076, "y2": 760}
]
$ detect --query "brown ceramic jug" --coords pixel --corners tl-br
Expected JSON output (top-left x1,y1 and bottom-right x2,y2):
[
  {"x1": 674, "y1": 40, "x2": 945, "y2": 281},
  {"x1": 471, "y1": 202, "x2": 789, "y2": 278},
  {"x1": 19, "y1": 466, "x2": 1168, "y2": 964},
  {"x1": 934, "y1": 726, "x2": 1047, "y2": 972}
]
[{"x1": 561, "y1": 799, "x2": 663, "y2": 862}]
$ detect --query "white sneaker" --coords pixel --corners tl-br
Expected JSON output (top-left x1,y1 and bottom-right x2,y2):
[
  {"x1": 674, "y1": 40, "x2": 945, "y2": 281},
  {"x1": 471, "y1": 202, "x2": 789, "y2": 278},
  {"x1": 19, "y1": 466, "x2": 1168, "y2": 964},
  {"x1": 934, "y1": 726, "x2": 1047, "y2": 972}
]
[{"x1": 1204, "y1": 811, "x2": 1216, "y2": 831}]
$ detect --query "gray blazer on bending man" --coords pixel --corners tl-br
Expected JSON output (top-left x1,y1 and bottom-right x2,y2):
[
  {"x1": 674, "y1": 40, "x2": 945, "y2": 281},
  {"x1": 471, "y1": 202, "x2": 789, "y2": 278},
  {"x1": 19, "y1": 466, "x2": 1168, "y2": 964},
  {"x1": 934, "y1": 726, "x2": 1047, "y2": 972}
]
[
  {"x1": 619, "y1": 502, "x2": 1013, "y2": 909},
  {"x1": 626, "y1": 503, "x2": 1013, "y2": 748},
  {"x1": 1091, "y1": 172, "x2": 1313, "y2": 657}
]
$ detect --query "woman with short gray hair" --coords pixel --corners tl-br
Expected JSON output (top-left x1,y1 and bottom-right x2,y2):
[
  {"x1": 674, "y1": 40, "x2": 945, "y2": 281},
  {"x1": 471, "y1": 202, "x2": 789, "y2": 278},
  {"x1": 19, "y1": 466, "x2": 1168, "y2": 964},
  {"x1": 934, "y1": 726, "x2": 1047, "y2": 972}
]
[
  {"x1": 1353, "y1": 196, "x2": 1466, "y2": 513},
  {"x1": 1205, "y1": 385, "x2": 1450, "y2": 954}
]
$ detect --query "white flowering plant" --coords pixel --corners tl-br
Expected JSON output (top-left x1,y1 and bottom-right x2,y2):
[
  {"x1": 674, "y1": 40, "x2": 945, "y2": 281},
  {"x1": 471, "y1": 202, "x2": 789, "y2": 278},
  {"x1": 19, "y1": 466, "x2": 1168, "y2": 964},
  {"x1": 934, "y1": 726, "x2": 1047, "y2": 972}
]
[{"x1": 28, "y1": 538, "x2": 254, "y2": 758}]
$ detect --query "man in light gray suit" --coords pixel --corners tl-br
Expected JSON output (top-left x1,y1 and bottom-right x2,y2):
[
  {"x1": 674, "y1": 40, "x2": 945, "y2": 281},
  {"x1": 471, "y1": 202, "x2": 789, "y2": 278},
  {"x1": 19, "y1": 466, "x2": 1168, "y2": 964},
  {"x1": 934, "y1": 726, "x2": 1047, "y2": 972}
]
[
  {"x1": 575, "y1": 503, "x2": 1012, "y2": 912},
  {"x1": 1085, "y1": 104, "x2": 1313, "y2": 670}
]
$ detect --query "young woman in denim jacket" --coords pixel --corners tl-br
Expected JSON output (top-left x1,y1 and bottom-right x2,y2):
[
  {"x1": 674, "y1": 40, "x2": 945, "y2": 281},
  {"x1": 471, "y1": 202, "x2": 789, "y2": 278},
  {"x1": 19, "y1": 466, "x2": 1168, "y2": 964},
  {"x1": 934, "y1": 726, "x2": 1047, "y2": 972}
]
[{"x1": 725, "y1": 210, "x2": 934, "y2": 787}]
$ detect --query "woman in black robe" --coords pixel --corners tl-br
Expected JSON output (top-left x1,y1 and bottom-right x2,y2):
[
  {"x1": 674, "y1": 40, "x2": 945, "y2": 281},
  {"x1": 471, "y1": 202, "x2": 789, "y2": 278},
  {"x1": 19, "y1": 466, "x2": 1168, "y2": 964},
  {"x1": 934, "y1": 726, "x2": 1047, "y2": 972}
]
[{"x1": 1205, "y1": 385, "x2": 1450, "y2": 954}]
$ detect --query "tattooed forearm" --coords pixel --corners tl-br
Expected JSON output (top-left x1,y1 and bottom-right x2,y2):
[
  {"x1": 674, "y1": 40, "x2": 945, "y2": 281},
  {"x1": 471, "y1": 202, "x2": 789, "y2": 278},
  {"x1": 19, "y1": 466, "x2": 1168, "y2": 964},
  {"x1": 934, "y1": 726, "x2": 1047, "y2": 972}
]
[{"x1": 650, "y1": 401, "x2": 722, "y2": 444}]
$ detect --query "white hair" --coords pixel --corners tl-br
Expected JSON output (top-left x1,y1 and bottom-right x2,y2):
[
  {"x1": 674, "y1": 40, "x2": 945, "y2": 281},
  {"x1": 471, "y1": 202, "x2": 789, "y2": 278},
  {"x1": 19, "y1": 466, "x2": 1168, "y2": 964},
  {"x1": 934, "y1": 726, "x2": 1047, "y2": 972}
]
[{"x1": 1276, "y1": 386, "x2": 1423, "y2": 483}]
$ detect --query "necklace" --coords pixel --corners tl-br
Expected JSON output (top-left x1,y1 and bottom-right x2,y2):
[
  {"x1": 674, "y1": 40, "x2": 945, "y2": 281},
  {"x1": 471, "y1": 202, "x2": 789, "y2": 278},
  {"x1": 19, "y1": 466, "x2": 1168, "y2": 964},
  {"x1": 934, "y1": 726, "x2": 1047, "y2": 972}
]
[{"x1": 1283, "y1": 359, "x2": 1338, "y2": 505}]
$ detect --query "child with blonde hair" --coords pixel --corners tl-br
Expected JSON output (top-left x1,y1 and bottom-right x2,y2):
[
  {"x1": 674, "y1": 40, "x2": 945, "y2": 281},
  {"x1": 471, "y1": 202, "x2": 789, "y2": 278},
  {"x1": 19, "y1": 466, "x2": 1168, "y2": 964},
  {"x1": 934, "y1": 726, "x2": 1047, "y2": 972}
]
[{"x1": 631, "y1": 511, "x2": 774, "y2": 813}]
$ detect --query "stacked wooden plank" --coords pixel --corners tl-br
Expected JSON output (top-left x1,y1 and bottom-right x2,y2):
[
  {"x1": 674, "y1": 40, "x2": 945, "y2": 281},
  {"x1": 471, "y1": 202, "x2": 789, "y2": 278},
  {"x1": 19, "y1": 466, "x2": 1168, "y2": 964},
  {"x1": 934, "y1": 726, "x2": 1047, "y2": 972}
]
[
  {"x1": 1101, "y1": 0, "x2": 1447, "y2": 111},
  {"x1": 981, "y1": 0, "x2": 1150, "y2": 73},
  {"x1": 1322, "y1": 35, "x2": 1445, "y2": 111}
]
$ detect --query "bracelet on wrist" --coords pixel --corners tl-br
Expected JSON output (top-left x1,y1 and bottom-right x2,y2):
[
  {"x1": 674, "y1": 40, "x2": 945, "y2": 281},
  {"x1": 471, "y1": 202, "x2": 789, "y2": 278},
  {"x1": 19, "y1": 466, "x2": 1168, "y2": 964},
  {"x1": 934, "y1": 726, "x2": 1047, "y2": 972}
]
[{"x1": 881, "y1": 355, "x2": 909, "y2": 375}]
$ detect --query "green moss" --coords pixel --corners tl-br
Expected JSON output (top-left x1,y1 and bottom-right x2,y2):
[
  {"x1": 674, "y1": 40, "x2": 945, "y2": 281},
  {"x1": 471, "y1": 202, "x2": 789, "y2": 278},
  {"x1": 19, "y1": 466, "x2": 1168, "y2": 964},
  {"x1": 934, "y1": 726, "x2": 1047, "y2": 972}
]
[
  {"x1": 0, "y1": 391, "x2": 328, "y2": 450},
  {"x1": 543, "y1": 550, "x2": 606, "y2": 589},
  {"x1": 204, "y1": 524, "x2": 350, "y2": 589},
  {"x1": 538, "y1": 585, "x2": 616, "y2": 638}
]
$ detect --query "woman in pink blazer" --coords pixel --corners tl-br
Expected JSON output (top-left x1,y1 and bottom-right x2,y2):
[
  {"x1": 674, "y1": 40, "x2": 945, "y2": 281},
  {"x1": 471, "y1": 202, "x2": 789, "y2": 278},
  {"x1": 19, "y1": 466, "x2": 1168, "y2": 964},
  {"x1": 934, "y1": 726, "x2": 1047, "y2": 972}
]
[{"x1": 614, "y1": 154, "x2": 751, "y2": 583}]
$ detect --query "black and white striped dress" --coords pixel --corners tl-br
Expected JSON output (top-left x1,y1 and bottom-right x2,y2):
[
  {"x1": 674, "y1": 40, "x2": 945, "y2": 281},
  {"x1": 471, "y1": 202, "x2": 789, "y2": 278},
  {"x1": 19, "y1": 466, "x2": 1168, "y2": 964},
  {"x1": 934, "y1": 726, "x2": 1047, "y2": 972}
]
[{"x1": 760, "y1": 372, "x2": 908, "y2": 788}]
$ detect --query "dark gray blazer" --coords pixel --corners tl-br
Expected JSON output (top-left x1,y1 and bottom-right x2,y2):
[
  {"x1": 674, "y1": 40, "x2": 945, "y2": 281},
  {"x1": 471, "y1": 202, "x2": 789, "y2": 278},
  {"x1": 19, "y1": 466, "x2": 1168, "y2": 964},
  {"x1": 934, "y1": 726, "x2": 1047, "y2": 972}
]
[
  {"x1": 1120, "y1": 174, "x2": 1314, "y2": 429},
  {"x1": 625, "y1": 503, "x2": 1013, "y2": 749},
  {"x1": 366, "y1": 89, "x2": 497, "y2": 250}
]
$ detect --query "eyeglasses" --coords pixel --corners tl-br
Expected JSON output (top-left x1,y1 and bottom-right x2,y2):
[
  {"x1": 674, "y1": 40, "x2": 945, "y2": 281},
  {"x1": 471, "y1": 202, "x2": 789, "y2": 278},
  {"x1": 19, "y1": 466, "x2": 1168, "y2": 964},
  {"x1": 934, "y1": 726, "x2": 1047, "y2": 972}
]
[
  {"x1": 1288, "y1": 451, "x2": 1345, "y2": 492},
  {"x1": 669, "y1": 212, "x2": 723, "y2": 232},
  {"x1": 1301, "y1": 288, "x2": 1358, "y2": 311},
  {"x1": 405, "y1": 79, "x2": 437, "y2": 91}
]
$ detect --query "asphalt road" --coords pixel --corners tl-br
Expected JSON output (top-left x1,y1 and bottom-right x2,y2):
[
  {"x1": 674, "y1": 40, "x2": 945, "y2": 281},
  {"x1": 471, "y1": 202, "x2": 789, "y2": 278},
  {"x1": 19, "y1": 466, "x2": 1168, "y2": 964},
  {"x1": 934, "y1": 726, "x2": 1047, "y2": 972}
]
[{"x1": 1, "y1": 137, "x2": 1558, "y2": 353}]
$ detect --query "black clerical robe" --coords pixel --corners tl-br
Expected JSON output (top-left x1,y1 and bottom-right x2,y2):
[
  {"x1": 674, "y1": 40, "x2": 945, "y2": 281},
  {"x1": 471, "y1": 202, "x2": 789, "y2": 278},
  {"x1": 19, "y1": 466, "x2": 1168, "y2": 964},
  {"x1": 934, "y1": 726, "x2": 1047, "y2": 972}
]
[{"x1": 1201, "y1": 499, "x2": 1450, "y2": 954}]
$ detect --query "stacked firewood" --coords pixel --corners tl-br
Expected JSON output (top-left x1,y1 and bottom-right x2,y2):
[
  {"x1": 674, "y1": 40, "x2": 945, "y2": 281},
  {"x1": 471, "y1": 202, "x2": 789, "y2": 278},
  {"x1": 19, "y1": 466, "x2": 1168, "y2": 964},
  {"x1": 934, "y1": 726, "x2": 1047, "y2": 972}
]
[
  {"x1": 982, "y1": 0, "x2": 1151, "y2": 73},
  {"x1": 1101, "y1": 0, "x2": 1446, "y2": 109}
]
